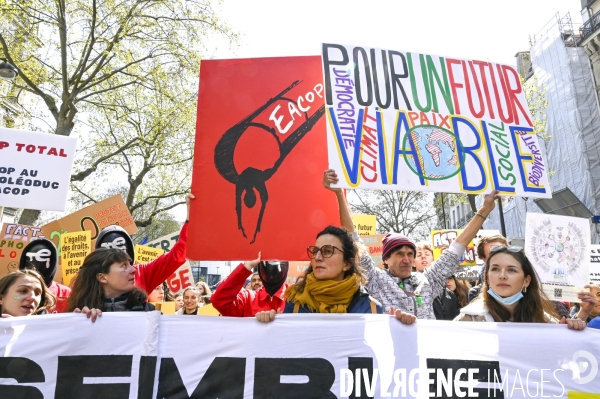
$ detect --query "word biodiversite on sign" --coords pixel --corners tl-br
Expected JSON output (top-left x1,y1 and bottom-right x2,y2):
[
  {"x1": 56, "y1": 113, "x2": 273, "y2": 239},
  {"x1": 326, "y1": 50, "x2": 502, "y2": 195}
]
[
  {"x1": 322, "y1": 44, "x2": 551, "y2": 198},
  {"x1": 0, "y1": 127, "x2": 78, "y2": 211}
]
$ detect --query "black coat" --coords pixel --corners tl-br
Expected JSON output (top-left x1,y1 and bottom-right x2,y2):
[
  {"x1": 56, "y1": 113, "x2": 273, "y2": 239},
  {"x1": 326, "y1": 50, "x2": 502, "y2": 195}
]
[{"x1": 433, "y1": 288, "x2": 460, "y2": 320}]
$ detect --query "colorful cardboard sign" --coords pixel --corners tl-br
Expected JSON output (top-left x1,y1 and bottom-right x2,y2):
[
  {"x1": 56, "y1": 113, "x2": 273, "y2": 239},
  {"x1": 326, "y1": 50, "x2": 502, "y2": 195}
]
[
  {"x1": 147, "y1": 230, "x2": 194, "y2": 294},
  {"x1": 188, "y1": 56, "x2": 339, "y2": 260},
  {"x1": 352, "y1": 214, "x2": 377, "y2": 236},
  {"x1": 0, "y1": 127, "x2": 78, "y2": 211},
  {"x1": 60, "y1": 231, "x2": 91, "y2": 286},
  {"x1": 0, "y1": 223, "x2": 46, "y2": 278},
  {"x1": 134, "y1": 244, "x2": 164, "y2": 264},
  {"x1": 322, "y1": 44, "x2": 551, "y2": 198},
  {"x1": 41, "y1": 194, "x2": 137, "y2": 257},
  {"x1": 525, "y1": 213, "x2": 590, "y2": 302},
  {"x1": 430, "y1": 229, "x2": 500, "y2": 266}
]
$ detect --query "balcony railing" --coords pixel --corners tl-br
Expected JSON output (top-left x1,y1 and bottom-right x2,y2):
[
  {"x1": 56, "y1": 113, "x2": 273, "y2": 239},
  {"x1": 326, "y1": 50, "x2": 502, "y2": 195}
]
[
  {"x1": 580, "y1": 9, "x2": 600, "y2": 42},
  {"x1": 451, "y1": 211, "x2": 475, "y2": 230}
]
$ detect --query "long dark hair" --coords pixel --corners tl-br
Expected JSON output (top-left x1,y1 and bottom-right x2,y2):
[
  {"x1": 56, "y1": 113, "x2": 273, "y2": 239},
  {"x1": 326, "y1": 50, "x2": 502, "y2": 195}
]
[
  {"x1": 482, "y1": 247, "x2": 558, "y2": 322},
  {"x1": 67, "y1": 248, "x2": 136, "y2": 311},
  {"x1": 449, "y1": 276, "x2": 469, "y2": 308},
  {"x1": 292, "y1": 226, "x2": 365, "y2": 294}
]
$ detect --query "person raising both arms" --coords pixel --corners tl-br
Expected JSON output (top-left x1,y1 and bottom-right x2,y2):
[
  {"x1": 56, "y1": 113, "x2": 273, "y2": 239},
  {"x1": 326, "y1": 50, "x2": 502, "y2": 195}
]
[{"x1": 323, "y1": 169, "x2": 499, "y2": 324}]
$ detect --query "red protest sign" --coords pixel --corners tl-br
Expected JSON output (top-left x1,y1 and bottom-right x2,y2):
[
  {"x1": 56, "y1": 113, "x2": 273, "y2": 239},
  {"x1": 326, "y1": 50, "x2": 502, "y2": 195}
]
[{"x1": 188, "y1": 56, "x2": 338, "y2": 260}]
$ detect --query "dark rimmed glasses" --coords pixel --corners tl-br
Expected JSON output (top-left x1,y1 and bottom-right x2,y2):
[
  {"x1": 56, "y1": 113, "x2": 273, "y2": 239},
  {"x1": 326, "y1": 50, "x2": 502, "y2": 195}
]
[
  {"x1": 307, "y1": 245, "x2": 344, "y2": 259},
  {"x1": 489, "y1": 245, "x2": 523, "y2": 254}
]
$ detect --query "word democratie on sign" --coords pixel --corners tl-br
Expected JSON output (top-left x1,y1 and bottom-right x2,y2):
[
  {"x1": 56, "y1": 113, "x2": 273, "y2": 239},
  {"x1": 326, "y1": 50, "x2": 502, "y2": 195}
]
[
  {"x1": 322, "y1": 44, "x2": 550, "y2": 198},
  {"x1": 0, "y1": 314, "x2": 598, "y2": 398},
  {"x1": 0, "y1": 127, "x2": 78, "y2": 211}
]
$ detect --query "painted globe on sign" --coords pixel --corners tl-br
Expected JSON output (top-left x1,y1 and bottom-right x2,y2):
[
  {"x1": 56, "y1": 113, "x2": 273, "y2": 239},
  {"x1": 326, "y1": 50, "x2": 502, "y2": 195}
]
[{"x1": 403, "y1": 125, "x2": 465, "y2": 181}]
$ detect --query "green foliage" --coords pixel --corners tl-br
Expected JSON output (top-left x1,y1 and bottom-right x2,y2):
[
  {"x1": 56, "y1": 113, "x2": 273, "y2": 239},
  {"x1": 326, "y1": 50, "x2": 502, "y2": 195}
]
[
  {"x1": 0, "y1": 0, "x2": 238, "y2": 225},
  {"x1": 522, "y1": 74, "x2": 549, "y2": 141}
]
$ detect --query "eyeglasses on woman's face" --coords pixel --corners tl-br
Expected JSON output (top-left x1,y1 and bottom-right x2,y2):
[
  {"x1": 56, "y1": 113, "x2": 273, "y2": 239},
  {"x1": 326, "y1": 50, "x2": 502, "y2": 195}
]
[{"x1": 306, "y1": 245, "x2": 344, "y2": 259}]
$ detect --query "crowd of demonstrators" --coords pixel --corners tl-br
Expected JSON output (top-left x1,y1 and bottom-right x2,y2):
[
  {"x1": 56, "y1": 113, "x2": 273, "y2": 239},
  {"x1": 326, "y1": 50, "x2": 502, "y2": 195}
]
[{"x1": 0, "y1": 171, "x2": 597, "y2": 334}]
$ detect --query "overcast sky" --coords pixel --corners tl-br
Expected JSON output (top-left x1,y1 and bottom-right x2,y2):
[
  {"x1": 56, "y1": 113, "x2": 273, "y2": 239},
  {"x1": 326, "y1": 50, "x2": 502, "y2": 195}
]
[{"x1": 207, "y1": 0, "x2": 584, "y2": 65}]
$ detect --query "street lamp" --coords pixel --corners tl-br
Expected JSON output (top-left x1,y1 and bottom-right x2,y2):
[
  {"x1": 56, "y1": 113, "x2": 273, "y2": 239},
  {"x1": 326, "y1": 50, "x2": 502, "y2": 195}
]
[{"x1": 0, "y1": 59, "x2": 19, "y2": 81}]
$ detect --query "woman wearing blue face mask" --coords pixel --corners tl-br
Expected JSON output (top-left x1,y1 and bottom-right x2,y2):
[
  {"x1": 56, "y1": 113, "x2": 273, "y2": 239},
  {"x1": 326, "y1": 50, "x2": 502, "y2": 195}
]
[{"x1": 454, "y1": 246, "x2": 595, "y2": 330}]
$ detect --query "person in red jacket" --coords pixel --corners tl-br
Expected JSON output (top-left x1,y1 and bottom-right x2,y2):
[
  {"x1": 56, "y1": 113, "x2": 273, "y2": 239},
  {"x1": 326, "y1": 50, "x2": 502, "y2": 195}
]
[
  {"x1": 212, "y1": 254, "x2": 289, "y2": 317},
  {"x1": 94, "y1": 193, "x2": 193, "y2": 295},
  {"x1": 19, "y1": 238, "x2": 71, "y2": 313}
]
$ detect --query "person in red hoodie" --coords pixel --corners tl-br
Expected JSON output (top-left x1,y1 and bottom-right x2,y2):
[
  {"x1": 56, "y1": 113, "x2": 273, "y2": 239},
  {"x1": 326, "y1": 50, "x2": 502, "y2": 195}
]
[
  {"x1": 19, "y1": 238, "x2": 70, "y2": 313},
  {"x1": 212, "y1": 255, "x2": 289, "y2": 317},
  {"x1": 94, "y1": 193, "x2": 193, "y2": 295}
]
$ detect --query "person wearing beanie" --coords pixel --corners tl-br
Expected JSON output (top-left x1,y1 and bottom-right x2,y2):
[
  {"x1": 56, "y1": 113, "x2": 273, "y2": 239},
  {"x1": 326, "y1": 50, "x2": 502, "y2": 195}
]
[
  {"x1": 323, "y1": 169, "x2": 499, "y2": 322},
  {"x1": 94, "y1": 193, "x2": 194, "y2": 296}
]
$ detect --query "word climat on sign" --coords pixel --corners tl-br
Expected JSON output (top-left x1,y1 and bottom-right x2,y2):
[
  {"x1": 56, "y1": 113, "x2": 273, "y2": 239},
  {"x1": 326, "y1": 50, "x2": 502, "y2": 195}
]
[{"x1": 322, "y1": 44, "x2": 551, "y2": 198}]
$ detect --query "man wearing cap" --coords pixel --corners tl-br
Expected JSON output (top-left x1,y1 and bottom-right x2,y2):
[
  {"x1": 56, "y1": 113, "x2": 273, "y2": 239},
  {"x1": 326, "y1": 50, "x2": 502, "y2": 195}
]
[
  {"x1": 323, "y1": 169, "x2": 499, "y2": 321},
  {"x1": 211, "y1": 254, "x2": 289, "y2": 317}
]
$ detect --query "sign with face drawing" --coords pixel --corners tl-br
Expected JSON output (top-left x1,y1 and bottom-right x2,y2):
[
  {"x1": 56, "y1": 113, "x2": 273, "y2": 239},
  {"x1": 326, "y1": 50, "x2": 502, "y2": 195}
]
[{"x1": 188, "y1": 56, "x2": 339, "y2": 260}]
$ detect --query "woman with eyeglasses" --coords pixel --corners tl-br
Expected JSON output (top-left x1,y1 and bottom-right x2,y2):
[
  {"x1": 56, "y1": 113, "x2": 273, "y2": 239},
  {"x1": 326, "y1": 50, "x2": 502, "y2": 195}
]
[
  {"x1": 67, "y1": 248, "x2": 155, "y2": 322},
  {"x1": 255, "y1": 225, "x2": 382, "y2": 322},
  {"x1": 455, "y1": 246, "x2": 596, "y2": 330}
]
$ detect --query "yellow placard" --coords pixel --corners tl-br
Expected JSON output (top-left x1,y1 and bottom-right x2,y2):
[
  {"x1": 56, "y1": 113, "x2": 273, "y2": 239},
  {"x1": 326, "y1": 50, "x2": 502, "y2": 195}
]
[
  {"x1": 60, "y1": 231, "x2": 92, "y2": 286},
  {"x1": 352, "y1": 214, "x2": 377, "y2": 236},
  {"x1": 568, "y1": 393, "x2": 600, "y2": 399},
  {"x1": 151, "y1": 301, "x2": 176, "y2": 315},
  {"x1": 134, "y1": 244, "x2": 164, "y2": 264},
  {"x1": 198, "y1": 304, "x2": 221, "y2": 316}
]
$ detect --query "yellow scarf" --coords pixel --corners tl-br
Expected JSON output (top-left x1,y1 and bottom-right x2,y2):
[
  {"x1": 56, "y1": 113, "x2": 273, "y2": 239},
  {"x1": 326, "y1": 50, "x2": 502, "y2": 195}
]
[{"x1": 286, "y1": 273, "x2": 360, "y2": 313}]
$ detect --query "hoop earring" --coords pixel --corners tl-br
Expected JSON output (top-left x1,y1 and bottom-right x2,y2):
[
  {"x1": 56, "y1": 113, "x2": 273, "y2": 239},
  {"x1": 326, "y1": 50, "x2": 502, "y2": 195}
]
[{"x1": 522, "y1": 286, "x2": 527, "y2": 293}]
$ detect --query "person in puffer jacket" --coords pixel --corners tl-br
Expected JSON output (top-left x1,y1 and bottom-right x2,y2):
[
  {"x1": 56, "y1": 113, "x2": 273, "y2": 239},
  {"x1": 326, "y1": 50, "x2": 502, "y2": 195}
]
[
  {"x1": 94, "y1": 193, "x2": 193, "y2": 295},
  {"x1": 19, "y1": 238, "x2": 71, "y2": 313},
  {"x1": 67, "y1": 248, "x2": 155, "y2": 320}
]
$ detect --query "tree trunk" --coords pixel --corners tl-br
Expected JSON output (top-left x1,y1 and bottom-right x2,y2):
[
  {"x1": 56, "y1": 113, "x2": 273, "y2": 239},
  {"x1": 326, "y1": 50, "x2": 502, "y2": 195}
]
[{"x1": 18, "y1": 208, "x2": 42, "y2": 226}]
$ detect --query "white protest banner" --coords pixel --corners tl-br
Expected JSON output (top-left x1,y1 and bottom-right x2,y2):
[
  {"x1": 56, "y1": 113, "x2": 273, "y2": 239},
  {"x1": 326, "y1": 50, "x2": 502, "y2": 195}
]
[
  {"x1": 1, "y1": 315, "x2": 599, "y2": 398},
  {"x1": 0, "y1": 127, "x2": 78, "y2": 211},
  {"x1": 591, "y1": 244, "x2": 600, "y2": 285},
  {"x1": 147, "y1": 229, "x2": 193, "y2": 294},
  {"x1": 0, "y1": 312, "x2": 159, "y2": 398},
  {"x1": 525, "y1": 213, "x2": 591, "y2": 301},
  {"x1": 322, "y1": 44, "x2": 551, "y2": 198}
]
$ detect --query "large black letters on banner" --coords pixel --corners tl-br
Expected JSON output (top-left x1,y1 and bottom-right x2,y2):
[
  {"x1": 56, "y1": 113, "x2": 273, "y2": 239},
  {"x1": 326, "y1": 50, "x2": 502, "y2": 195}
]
[
  {"x1": 157, "y1": 357, "x2": 245, "y2": 399},
  {"x1": 0, "y1": 357, "x2": 44, "y2": 399},
  {"x1": 426, "y1": 358, "x2": 504, "y2": 398},
  {"x1": 253, "y1": 358, "x2": 337, "y2": 399},
  {"x1": 54, "y1": 355, "x2": 133, "y2": 399},
  {"x1": 138, "y1": 356, "x2": 157, "y2": 399}
]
